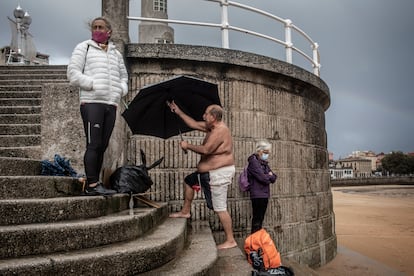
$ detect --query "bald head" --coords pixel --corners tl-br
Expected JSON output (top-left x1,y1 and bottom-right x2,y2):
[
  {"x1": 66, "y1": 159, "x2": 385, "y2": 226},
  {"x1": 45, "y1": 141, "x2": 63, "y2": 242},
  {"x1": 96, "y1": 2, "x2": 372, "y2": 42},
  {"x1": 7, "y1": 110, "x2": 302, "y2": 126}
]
[{"x1": 207, "y1": 105, "x2": 223, "y2": 121}]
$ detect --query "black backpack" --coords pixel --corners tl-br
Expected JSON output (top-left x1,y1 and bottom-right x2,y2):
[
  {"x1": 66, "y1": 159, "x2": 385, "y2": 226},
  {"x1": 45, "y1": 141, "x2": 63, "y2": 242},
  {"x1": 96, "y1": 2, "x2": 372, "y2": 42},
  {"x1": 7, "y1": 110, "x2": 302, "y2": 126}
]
[
  {"x1": 110, "y1": 150, "x2": 164, "y2": 194},
  {"x1": 251, "y1": 266, "x2": 294, "y2": 276}
]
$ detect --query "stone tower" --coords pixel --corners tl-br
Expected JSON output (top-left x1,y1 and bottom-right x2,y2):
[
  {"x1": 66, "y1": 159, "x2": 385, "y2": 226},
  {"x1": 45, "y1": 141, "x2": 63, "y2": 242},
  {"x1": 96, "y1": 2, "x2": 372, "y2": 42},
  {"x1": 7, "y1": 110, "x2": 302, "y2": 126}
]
[
  {"x1": 139, "y1": 0, "x2": 174, "y2": 43},
  {"x1": 96, "y1": 0, "x2": 336, "y2": 267}
]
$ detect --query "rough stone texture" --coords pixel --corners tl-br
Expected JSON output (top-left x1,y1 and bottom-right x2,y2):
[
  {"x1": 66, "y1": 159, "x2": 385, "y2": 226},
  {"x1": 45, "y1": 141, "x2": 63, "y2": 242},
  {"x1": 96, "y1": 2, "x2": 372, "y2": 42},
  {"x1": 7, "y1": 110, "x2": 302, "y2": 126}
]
[
  {"x1": 102, "y1": 0, "x2": 130, "y2": 52},
  {"x1": 41, "y1": 83, "x2": 127, "y2": 175},
  {"x1": 125, "y1": 44, "x2": 334, "y2": 268}
]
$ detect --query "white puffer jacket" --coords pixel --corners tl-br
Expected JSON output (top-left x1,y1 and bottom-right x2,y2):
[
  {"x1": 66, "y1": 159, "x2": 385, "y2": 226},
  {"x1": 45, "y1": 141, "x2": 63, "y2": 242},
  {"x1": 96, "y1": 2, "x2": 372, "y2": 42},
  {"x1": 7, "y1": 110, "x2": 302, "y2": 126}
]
[{"x1": 67, "y1": 40, "x2": 128, "y2": 106}]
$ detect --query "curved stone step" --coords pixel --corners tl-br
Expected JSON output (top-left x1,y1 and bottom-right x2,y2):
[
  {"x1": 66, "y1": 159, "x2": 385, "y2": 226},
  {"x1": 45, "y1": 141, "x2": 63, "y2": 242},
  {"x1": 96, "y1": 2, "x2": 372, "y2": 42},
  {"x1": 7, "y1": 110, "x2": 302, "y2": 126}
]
[
  {"x1": 0, "y1": 194, "x2": 132, "y2": 225},
  {"x1": 0, "y1": 176, "x2": 81, "y2": 199},
  {"x1": 0, "y1": 203, "x2": 168, "y2": 258},
  {"x1": 0, "y1": 158, "x2": 41, "y2": 177},
  {"x1": 0, "y1": 217, "x2": 187, "y2": 275},
  {"x1": 0, "y1": 91, "x2": 41, "y2": 99},
  {"x1": 141, "y1": 221, "x2": 219, "y2": 276}
]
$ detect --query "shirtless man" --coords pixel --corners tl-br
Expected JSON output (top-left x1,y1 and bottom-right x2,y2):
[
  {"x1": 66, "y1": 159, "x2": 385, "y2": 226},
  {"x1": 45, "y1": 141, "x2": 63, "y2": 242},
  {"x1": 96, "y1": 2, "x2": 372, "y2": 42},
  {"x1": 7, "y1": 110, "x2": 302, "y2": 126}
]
[{"x1": 168, "y1": 101, "x2": 237, "y2": 250}]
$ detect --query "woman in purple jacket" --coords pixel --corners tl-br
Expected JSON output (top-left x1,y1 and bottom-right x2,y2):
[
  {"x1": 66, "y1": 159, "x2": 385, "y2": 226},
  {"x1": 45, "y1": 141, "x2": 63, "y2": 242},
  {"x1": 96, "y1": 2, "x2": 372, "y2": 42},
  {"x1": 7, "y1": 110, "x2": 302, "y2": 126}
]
[{"x1": 247, "y1": 140, "x2": 277, "y2": 233}]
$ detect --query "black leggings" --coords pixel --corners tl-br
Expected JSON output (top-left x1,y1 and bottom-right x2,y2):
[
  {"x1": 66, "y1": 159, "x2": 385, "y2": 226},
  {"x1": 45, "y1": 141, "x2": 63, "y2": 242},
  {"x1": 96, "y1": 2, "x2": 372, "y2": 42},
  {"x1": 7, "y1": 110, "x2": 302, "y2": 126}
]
[
  {"x1": 251, "y1": 198, "x2": 269, "y2": 234},
  {"x1": 80, "y1": 103, "x2": 116, "y2": 185}
]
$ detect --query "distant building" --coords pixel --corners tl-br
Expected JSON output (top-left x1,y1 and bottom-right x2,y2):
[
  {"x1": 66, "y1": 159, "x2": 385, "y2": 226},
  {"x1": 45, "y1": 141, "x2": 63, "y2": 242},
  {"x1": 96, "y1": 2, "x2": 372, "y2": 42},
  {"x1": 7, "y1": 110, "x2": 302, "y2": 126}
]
[
  {"x1": 329, "y1": 161, "x2": 354, "y2": 179},
  {"x1": 139, "y1": 0, "x2": 174, "y2": 43},
  {"x1": 337, "y1": 157, "x2": 372, "y2": 177},
  {"x1": 351, "y1": 150, "x2": 378, "y2": 171}
]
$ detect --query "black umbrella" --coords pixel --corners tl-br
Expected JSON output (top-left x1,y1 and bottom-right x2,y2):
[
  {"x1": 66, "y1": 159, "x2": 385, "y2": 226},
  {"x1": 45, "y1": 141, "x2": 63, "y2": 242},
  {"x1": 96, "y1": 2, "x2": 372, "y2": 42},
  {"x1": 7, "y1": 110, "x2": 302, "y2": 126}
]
[{"x1": 122, "y1": 75, "x2": 221, "y2": 139}]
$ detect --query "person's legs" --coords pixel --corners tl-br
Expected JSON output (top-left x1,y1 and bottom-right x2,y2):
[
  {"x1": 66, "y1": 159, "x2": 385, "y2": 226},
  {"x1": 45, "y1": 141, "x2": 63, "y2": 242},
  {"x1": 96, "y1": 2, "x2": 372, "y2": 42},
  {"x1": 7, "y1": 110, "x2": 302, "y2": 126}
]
[
  {"x1": 81, "y1": 103, "x2": 105, "y2": 185},
  {"x1": 216, "y1": 210, "x2": 237, "y2": 249},
  {"x1": 169, "y1": 184, "x2": 194, "y2": 218},
  {"x1": 170, "y1": 172, "x2": 208, "y2": 218},
  {"x1": 96, "y1": 104, "x2": 116, "y2": 176},
  {"x1": 209, "y1": 165, "x2": 237, "y2": 249},
  {"x1": 80, "y1": 103, "x2": 116, "y2": 195},
  {"x1": 251, "y1": 198, "x2": 269, "y2": 233}
]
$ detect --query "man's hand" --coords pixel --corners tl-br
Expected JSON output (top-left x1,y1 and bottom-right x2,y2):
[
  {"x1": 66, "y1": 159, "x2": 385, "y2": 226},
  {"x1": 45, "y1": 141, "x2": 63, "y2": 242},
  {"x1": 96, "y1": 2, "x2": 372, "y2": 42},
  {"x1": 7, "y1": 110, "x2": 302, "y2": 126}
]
[
  {"x1": 180, "y1": 140, "x2": 189, "y2": 151},
  {"x1": 167, "y1": 100, "x2": 182, "y2": 115}
]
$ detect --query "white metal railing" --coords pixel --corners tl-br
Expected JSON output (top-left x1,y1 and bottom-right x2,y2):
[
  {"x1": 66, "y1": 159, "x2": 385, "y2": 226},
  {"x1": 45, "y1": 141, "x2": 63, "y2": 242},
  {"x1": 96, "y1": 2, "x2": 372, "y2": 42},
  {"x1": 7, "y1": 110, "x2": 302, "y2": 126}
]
[{"x1": 128, "y1": 0, "x2": 321, "y2": 76}]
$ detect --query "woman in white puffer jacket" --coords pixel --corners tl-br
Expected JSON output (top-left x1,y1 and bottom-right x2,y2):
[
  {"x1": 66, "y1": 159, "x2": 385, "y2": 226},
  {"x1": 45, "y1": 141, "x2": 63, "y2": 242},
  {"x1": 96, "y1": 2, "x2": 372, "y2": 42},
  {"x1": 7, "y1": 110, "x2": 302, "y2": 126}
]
[{"x1": 67, "y1": 17, "x2": 128, "y2": 196}]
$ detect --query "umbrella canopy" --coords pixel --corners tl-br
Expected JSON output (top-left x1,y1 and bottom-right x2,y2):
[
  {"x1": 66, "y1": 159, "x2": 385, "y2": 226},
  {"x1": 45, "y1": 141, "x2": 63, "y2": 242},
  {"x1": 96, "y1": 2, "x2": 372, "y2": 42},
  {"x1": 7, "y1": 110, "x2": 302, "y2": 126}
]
[{"x1": 122, "y1": 75, "x2": 221, "y2": 138}]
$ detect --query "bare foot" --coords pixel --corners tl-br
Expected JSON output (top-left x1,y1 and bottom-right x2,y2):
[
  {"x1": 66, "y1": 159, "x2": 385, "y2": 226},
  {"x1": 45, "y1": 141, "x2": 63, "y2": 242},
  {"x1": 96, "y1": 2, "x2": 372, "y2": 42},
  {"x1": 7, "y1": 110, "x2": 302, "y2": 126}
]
[
  {"x1": 217, "y1": 240, "x2": 238, "y2": 250},
  {"x1": 169, "y1": 212, "x2": 191, "y2": 218}
]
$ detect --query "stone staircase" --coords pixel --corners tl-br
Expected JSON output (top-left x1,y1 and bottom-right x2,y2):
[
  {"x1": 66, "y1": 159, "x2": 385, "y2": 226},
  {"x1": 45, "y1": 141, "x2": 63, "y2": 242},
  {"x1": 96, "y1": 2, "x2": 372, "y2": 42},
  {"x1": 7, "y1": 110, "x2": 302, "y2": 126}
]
[
  {"x1": 0, "y1": 65, "x2": 67, "y2": 159},
  {"x1": 0, "y1": 65, "x2": 222, "y2": 275}
]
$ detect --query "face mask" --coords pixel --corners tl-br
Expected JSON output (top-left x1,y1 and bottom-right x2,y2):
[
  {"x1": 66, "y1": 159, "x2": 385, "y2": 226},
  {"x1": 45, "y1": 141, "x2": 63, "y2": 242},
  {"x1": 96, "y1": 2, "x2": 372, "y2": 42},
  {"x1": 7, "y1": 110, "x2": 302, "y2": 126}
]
[
  {"x1": 261, "y1": 153, "x2": 269, "y2": 161},
  {"x1": 92, "y1": 31, "x2": 110, "y2": 44}
]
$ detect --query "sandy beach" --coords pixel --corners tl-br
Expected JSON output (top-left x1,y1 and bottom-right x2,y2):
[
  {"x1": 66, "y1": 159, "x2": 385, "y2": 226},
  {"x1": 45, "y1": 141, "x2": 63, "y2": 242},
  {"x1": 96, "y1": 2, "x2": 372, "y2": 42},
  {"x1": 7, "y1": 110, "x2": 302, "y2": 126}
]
[{"x1": 316, "y1": 185, "x2": 414, "y2": 276}]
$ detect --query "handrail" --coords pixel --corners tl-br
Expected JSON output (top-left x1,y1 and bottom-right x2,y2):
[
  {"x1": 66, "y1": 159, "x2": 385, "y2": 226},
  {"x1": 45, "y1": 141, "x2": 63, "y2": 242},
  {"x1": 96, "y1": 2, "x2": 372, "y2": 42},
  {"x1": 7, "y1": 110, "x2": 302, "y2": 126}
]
[{"x1": 128, "y1": 0, "x2": 321, "y2": 76}]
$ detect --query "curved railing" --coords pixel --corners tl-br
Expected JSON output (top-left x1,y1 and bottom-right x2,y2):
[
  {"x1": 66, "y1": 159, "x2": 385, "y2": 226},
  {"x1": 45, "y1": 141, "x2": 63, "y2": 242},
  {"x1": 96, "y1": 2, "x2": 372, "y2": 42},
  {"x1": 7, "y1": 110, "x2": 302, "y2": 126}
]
[{"x1": 128, "y1": 0, "x2": 321, "y2": 76}]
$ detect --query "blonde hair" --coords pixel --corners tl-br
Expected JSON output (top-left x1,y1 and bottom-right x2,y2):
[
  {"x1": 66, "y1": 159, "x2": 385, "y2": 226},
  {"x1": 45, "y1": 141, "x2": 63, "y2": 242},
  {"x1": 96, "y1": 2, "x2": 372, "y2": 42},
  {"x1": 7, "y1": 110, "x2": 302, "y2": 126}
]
[{"x1": 256, "y1": 140, "x2": 271, "y2": 152}]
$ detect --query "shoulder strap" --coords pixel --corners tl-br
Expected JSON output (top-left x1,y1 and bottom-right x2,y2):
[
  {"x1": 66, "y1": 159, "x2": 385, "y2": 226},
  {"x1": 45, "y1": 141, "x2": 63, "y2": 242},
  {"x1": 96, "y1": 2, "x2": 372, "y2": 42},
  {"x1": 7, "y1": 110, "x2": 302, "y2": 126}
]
[{"x1": 82, "y1": 44, "x2": 90, "y2": 73}]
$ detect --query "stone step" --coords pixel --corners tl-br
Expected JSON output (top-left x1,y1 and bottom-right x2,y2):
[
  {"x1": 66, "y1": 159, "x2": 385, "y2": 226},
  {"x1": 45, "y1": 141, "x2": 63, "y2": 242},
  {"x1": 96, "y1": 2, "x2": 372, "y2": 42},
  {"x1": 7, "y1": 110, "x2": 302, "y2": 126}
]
[
  {"x1": 0, "y1": 91, "x2": 41, "y2": 99},
  {"x1": 0, "y1": 73, "x2": 67, "y2": 81},
  {"x1": 0, "y1": 175, "x2": 82, "y2": 199},
  {"x1": 0, "y1": 106, "x2": 41, "y2": 115},
  {"x1": 0, "y1": 146, "x2": 41, "y2": 159},
  {"x1": 0, "y1": 114, "x2": 40, "y2": 124},
  {"x1": 0, "y1": 98, "x2": 41, "y2": 106},
  {"x1": 0, "y1": 203, "x2": 168, "y2": 258},
  {"x1": 0, "y1": 85, "x2": 42, "y2": 92},
  {"x1": 0, "y1": 134, "x2": 40, "y2": 147},
  {"x1": 0, "y1": 65, "x2": 67, "y2": 74},
  {"x1": 0, "y1": 79, "x2": 68, "y2": 86},
  {"x1": 0, "y1": 124, "x2": 40, "y2": 135},
  {"x1": 0, "y1": 193, "x2": 132, "y2": 225},
  {"x1": 141, "y1": 221, "x2": 219, "y2": 276},
  {"x1": 0, "y1": 217, "x2": 191, "y2": 275},
  {"x1": 0, "y1": 158, "x2": 41, "y2": 177}
]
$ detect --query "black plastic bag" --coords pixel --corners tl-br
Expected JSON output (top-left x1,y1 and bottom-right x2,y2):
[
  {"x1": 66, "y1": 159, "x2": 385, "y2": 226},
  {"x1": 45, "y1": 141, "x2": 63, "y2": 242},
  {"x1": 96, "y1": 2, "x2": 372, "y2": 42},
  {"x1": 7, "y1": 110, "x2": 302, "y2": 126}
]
[{"x1": 110, "y1": 150, "x2": 163, "y2": 194}]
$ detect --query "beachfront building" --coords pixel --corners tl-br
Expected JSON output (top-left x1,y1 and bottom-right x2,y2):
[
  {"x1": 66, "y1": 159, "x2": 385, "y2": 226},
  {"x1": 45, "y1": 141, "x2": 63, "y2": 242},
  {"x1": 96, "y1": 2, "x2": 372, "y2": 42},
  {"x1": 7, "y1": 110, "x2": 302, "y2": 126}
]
[
  {"x1": 337, "y1": 157, "x2": 372, "y2": 177},
  {"x1": 329, "y1": 161, "x2": 354, "y2": 179},
  {"x1": 351, "y1": 150, "x2": 378, "y2": 171}
]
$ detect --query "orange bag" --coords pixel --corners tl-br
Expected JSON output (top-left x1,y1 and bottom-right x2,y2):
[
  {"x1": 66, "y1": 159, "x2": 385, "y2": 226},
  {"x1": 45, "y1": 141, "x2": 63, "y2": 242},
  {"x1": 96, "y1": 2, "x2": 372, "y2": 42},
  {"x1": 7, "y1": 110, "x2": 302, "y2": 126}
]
[{"x1": 244, "y1": 228, "x2": 282, "y2": 270}]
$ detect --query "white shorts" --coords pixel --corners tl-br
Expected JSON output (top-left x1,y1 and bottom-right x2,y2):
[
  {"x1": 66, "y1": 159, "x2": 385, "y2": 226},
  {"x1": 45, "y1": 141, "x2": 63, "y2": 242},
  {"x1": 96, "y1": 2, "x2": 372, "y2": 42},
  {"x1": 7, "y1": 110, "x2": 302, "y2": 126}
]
[{"x1": 209, "y1": 165, "x2": 235, "y2": 212}]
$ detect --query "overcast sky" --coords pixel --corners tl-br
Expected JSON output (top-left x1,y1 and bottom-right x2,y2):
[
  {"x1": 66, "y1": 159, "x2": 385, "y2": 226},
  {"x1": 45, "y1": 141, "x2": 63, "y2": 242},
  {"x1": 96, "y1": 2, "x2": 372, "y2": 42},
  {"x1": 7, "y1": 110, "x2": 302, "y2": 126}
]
[{"x1": 1, "y1": 0, "x2": 413, "y2": 159}]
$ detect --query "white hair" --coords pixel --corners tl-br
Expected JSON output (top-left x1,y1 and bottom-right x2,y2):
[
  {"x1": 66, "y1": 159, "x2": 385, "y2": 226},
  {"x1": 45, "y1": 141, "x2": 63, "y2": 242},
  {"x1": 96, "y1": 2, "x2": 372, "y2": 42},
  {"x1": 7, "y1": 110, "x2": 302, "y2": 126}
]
[{"x1": 255, "y1": 140, "x2": 271, "y2": 152}]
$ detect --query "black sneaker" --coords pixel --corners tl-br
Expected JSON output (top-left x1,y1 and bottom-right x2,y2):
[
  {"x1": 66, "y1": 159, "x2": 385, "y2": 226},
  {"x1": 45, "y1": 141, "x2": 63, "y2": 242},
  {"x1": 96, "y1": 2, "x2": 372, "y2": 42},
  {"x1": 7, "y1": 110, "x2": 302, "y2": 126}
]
[{"x1": 84, "y1": 182, "x2": 116, "y2": 196}]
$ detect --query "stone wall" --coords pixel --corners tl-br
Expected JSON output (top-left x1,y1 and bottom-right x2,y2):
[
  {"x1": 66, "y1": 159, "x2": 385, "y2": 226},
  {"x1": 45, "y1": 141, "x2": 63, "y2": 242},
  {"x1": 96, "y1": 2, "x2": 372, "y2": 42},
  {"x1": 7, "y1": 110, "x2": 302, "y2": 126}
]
[
  {"x1": 125, "y1": 44, "x2": 335, "y2": 267},
  {"x1": 41, "y1": 83, "x2": 127, "y2": 176}
]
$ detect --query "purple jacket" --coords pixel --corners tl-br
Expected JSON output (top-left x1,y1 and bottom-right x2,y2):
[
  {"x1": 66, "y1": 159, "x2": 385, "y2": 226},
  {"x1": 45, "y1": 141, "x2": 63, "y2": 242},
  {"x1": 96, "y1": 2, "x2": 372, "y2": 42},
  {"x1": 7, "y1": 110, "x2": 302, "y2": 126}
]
[{"x1": 247, "y1": 154, "x2": 277, "y2": 198}]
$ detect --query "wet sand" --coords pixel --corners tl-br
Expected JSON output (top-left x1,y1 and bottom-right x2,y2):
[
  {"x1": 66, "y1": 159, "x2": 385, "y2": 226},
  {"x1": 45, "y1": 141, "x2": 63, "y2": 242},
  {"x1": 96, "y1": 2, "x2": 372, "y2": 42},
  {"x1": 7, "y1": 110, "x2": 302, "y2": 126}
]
[{"x1": 316, "y1": 185, "x2": 414, "y2": 275}]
